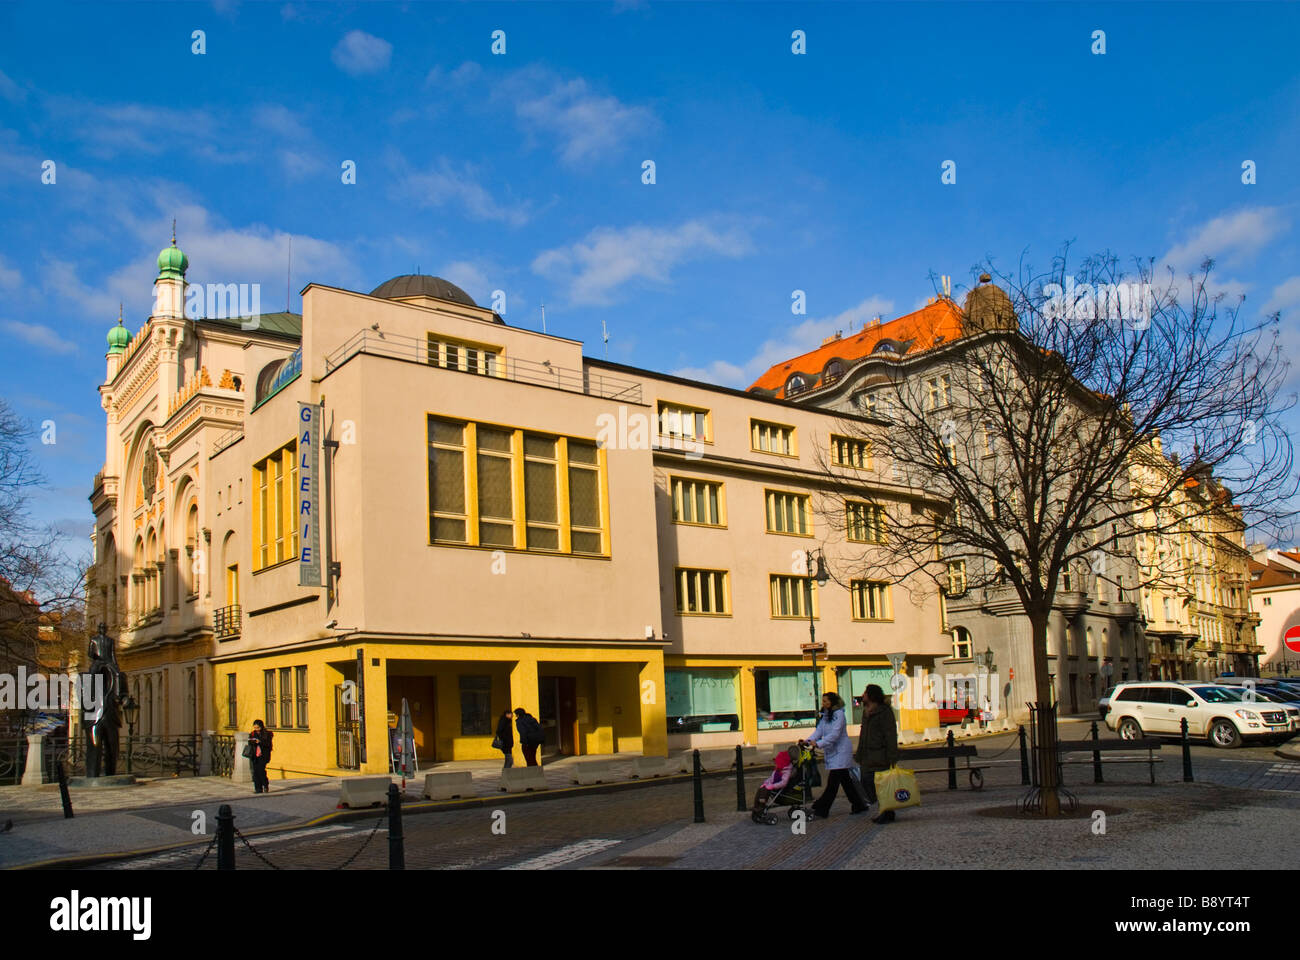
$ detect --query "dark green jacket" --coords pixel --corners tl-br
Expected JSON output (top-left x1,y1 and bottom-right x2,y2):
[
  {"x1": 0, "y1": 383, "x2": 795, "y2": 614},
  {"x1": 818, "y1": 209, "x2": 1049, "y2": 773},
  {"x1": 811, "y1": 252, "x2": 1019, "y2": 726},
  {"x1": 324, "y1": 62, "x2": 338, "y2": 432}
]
[{"x1": 854, "y1": 704, "x2": 899, "y2": 771}]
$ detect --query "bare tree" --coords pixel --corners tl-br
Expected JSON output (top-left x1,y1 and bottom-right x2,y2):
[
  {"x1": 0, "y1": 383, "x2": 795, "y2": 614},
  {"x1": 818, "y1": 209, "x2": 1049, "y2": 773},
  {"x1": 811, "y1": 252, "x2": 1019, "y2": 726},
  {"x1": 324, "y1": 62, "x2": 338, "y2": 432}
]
[{"x1": 813, "y1": 251, "x2": 1296, "y2": 816}]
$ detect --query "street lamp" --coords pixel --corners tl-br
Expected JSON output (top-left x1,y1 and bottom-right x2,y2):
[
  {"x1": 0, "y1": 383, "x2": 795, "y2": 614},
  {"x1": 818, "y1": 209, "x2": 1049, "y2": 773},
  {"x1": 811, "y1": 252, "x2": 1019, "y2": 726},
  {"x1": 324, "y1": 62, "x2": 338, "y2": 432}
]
[
  {"x1": 122, "y1": 695, "x2": 139, "y2": 775},
  {"x1": 803, "y1": 551, "x2": 830, "y2": 724}
]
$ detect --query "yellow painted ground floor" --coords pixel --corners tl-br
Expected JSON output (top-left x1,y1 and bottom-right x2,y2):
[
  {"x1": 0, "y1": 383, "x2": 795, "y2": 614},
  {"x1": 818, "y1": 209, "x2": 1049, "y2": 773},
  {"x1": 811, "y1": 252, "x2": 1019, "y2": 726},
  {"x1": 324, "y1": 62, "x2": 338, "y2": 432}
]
[{"x1": 121, "y1": 639, "x2": 943, "y2": 778}]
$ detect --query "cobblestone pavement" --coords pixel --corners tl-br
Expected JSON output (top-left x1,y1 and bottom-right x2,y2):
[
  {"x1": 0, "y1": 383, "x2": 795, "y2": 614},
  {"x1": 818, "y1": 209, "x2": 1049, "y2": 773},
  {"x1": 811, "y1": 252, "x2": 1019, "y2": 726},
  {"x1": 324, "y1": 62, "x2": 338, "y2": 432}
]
[{"x1": 97, "y1": 740, "x2": 1300, "y2": 871}]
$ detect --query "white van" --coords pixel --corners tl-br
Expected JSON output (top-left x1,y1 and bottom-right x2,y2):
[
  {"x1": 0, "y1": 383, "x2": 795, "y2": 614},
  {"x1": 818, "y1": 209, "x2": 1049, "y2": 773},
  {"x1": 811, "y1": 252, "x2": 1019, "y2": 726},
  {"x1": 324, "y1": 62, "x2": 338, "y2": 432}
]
[{"x1": 1104, "y1": 681, "x2": 1291, "y2": 748}]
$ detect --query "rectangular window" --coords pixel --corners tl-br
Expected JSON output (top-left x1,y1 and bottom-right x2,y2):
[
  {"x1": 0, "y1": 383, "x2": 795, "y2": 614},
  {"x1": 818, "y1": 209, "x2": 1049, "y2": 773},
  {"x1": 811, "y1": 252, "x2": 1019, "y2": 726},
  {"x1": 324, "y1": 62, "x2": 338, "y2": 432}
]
[
  {"x1": 765, "y1": 490, "x2": 811, "y2": 536},
  {"x1": 427, "y1": 334, "x2": 500, "y2": 376},
  {"x1": 670, "y1": 476, "x2": 723, "y2": 526},
  {"x1": 657, "y1": 401, "x2": 711, "y2": 442},
  {"x1": 428, "y1": 418, "x2": 468, "y2": 543},
  {"x1": 831, "y1": 434, "x2": 871, "y2": 469},
  {"x1": 928, "y1": 374, "x2": 951, "y2": 409},
  {"x1": 226, "y1": 674, "x2": 237, "y2": 729},
  {"x1": 567, "y1": 440, "x2": 603, "y2": 554},
  {"x1": 459, "y1": 675, "x2": 492, "y2": 736},
  {"x1": 263, "y1": 670, "x2": 275, "y2": 727},
  {"x1": 751, "y1": 419, "x2": 796, "y2": 456},
  {"x1": 476, "y1": 426, "x2": 515, "y2": 547},
  {"x1": 523, "y1": 433, "x2": 560, "y2": 551},
  {"x1": 851, "y1": 580, "x2": 892, "y2": 620},
  {"x1": 952, "y1": 631, "x2": 972, "y2": 660},
  {"x1": 428, "y1": 416, "x2": 608, "y2": 556},
  {"x1": 675, "y1": 568, "x2": 730, "y2": 615},
  {"x1": 947, "y1": 560, "x2": 968, "y2": 596},
  {"x1": 226, "y1": 564, "x2": 239, "y2": 606},
  {"x1": 770, "y1": 574, "x2": 817, "y2": 618},
  {"x1": 279, "y1": 666, "x2": 293, "y2": 728},
  {"x1": 754, "y1": 669, "x2": 817, "y2": 728},
  {"x1": 846, "y1": 502, "x2": 886, "y2": 543},
  {"x1": 295, "y1": 665, "x2": 308, "y2": 728},
  {"x1": 666, "y1": 669, "x2": 739, "y2": 730},
  {"x1": 254, "y1": 441, "x2": 298, "y2": 571}
]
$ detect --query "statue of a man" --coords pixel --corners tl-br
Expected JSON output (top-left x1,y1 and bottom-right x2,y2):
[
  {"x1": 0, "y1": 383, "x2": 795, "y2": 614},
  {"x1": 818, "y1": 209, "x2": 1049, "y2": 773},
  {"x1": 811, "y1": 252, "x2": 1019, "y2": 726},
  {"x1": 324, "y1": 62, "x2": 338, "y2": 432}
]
[{"x1": 84, "y1": 623, "x2": 126, "y2": 777}]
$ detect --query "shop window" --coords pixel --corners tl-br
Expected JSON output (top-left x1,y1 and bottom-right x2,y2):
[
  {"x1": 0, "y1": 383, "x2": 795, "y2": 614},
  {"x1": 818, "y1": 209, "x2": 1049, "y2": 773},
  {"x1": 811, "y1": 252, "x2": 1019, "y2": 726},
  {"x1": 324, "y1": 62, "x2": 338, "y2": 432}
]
[
  {"x1": 459, "y1": 675, "x2": 492, "y2": 736},
  {"x1": 666, "y1": 669, "x2": 739, "y2": 732},
  {"x1": 754, "y1": 669, "x2": 818, "y2": 729}
]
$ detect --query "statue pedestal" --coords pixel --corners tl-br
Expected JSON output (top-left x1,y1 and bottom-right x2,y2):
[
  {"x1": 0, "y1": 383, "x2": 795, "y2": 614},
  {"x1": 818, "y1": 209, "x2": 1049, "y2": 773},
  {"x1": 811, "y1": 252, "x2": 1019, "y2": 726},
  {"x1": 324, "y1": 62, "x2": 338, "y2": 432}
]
[{"x1": 67, "y1": 775, "x2": 137, "y2": 788}]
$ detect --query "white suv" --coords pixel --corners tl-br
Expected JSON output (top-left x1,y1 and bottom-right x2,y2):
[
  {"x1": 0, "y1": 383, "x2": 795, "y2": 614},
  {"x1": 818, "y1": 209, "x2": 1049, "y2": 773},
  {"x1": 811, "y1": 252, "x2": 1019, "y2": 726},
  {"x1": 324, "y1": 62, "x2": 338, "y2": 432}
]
[{"x1": 1104, "y1": 681, "x2": 1290, "y2": 748}]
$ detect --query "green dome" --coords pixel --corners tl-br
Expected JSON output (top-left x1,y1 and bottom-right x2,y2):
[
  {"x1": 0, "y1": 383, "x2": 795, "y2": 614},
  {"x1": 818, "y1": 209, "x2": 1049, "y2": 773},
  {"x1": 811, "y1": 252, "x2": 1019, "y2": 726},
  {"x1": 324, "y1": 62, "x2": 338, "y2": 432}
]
[
  {"x1": 106, "y1": 311, "x2": 130, "y2": 354},
  {"x1": 156, "y1": 239, "x2": 188, "y2": 280}
]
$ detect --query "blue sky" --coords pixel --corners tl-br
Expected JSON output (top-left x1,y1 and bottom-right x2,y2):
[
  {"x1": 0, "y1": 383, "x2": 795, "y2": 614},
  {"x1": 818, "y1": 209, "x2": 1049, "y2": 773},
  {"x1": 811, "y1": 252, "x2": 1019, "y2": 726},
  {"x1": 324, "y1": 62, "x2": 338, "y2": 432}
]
[{"x1": 1, "y1": 1, "x2": 1299, "y2": 547}]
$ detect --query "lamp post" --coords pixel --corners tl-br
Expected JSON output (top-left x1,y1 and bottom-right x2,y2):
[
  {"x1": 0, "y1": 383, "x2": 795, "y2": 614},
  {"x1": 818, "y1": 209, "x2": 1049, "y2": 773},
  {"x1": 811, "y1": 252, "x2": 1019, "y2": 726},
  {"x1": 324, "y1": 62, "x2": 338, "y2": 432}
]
[
  {"x1": 803, "y1": 550, "x2": 830, "y2": 724},
  {"x1": 122, "y1": 695, "x2": 139, "y2": 776}
]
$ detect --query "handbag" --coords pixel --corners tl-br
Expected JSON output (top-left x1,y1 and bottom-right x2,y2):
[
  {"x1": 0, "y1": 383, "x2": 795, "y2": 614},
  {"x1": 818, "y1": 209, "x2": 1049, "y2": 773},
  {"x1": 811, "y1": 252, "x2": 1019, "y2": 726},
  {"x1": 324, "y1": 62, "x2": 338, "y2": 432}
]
[
  {"x1": 490, "y1": 736, "x2": 502, "y2": 750},
  {"x1": 241, "y1": 741, "x2": 255, "y2": 759},
  {"x1": 875, "y1": 764, "x2": 922, "y2": 812}
]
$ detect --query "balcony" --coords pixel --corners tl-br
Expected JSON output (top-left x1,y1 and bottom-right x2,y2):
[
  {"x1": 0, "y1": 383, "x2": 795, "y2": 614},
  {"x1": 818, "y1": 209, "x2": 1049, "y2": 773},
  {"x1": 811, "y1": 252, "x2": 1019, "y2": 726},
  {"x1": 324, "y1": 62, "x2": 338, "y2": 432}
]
[
  {"x1": 214, "y1": 604, "x2": 241, "y2": 641},
  {"x1": 322, "y1": 329, "x2": 643, "y2": 403}
]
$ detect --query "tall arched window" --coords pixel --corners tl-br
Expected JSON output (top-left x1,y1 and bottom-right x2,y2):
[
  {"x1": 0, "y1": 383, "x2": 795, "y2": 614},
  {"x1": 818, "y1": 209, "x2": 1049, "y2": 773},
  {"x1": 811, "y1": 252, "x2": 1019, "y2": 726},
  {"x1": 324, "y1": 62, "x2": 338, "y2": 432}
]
[
  {"x1": 952, "y1": 626, "x2": 972, "y2": 660},
  {"x1": 1086, "y1": 627, "x2": 1096, "y2": 657}
]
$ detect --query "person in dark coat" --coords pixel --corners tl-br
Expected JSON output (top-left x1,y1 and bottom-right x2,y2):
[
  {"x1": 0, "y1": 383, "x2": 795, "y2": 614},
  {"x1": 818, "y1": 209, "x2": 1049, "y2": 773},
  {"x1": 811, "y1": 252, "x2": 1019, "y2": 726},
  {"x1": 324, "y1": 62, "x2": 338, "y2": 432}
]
[
  {"x1": 250, "y1": 719, "x2": 273, "y2": 794},
  {"x1": 514, "y1": 707, "x2": 544, "y2": 766},
  {"x1": 854, "y1": 684, "x2": 900, "y2": 823},
  {"x1": 494, "y1": 709, "x2": 515, "y2": 769}
]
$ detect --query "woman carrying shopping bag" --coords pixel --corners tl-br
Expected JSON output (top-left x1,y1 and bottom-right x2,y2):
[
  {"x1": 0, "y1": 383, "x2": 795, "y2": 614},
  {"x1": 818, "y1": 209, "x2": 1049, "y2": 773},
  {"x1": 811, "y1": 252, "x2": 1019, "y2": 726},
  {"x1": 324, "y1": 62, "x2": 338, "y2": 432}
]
[{"x1": 855, "y1": 684, "x2": 902, "y2": 823}]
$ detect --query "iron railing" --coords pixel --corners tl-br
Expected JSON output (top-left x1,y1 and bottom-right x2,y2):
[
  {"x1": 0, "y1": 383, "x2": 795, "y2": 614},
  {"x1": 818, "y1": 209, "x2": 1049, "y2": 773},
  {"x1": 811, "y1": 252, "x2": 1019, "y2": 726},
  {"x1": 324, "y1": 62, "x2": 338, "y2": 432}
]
[
  {"x1": 211, "y1": 734, "x2": 235, "y2": 777},
  {"x1": 214, "y1": 604, "x2": 242, "y2": 640},
  {"x1": 211, "y1": 427, "x2": 244, "y2": 457},
  {"x1": 3, "y1": 733, "x2": 237, "y2": 783},
  {"x1": 322, "y1": 328, "x2": 644, "y2": 403}
]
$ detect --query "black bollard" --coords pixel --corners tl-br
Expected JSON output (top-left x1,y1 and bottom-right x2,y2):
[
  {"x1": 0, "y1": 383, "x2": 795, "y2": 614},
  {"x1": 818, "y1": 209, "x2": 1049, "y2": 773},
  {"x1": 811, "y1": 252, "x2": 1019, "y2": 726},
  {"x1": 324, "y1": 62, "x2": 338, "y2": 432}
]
[
  {"x1": 216, "y1": 804, "x2": 235, "y2": 870},
  {"x1": 387, "y1": 782, "x2": 405, "y2": 870},
  {"x1": 734, "y1": 745, "x2": 746, "y2": 812},
  {"x1": 56, "y1": 761, "x2": 73, "y2": 819},
  {"x1": 946, "y1": 729, "x2": 957, "y2": 790},
  {"x1": 1091, "y1": 721, "x2": 1104, "y2": 784},
  {"x1": 692, "y1": 749, "x2": 705, "y2": 823},
  {"x1": 1181, "y1": 718, "x2": 1194, "y2": 782},
  {"x1": 1018, "y1": 725, "x2": 1030, "y2": 785}
]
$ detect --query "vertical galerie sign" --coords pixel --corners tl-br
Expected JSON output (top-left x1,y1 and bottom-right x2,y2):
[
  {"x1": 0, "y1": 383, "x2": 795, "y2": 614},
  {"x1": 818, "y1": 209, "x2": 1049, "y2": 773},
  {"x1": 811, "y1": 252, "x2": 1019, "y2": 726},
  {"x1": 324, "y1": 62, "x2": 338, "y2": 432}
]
[{"x1": 298, "y1": 402, "x2": 322, "y2": 586}]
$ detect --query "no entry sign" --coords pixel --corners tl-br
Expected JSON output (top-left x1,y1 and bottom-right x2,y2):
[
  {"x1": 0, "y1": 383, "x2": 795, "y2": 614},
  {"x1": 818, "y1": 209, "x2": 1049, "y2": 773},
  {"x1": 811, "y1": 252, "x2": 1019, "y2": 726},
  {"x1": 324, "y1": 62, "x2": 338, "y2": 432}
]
[{"x1": 1284, "y1": 624, "x2": 1300, "y2": 654}]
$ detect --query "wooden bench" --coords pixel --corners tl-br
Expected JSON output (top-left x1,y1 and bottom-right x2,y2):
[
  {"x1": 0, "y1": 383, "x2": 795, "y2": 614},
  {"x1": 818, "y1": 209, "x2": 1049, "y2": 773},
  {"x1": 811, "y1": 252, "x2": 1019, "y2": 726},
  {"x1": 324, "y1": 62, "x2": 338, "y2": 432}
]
[
  {"x1": 1057, "y1": 737, "x2": 1163, "y2": 784},
  {"x1": 899, "y1": 742, "x2": 985, "y2": 790}
]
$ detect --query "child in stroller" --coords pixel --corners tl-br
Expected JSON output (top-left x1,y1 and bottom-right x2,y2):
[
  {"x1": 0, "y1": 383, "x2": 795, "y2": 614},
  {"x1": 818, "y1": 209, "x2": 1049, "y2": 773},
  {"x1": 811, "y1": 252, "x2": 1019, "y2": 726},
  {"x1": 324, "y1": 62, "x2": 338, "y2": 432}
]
[{"x1": 751, "y1": 745, "x2": 816, "y2": 824}]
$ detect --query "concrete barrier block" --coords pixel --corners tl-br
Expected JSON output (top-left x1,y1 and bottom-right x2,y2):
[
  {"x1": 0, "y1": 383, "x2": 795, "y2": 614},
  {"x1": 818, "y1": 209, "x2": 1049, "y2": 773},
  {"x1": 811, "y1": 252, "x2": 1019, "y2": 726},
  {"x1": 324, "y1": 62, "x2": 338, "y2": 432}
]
[
  {"x1": 631, "y1": 756, "x2": 672, "y2": 778},
  {"x1": 338, "y1": 776, "x2": 392, "y2": 808},
  {"x1": 898, "y1": 730, "x2": 919, "y2": 745},
  {"x1": 700, "y1": 748, "x2": 739, "y2": 771},
  {"x1": 571, "y1": 760, "x2": 617, "y2": 785},
  {"x1": 922, "y1": 727, "x2": 943, "y2": 741},
  {"x1": 500, "y1": 766, "x2": 547, "y2": 793},
  {"x1": 423, "y1": 770, "x2": 474, "y2": 800}
]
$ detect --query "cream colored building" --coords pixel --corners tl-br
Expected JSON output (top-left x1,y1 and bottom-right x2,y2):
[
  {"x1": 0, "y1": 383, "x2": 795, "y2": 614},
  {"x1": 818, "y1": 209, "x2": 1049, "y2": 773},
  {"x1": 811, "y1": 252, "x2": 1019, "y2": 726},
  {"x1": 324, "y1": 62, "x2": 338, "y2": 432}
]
[
  {"x1": 1130, "y1": 438, "x2": 1261, "y2": 680},
  {"x1": 1247, "y1": 548, "x2": 1300, "y2": 676},
  {"x1": 87, "y1": 241, "x2": 949, "y2": 777}
]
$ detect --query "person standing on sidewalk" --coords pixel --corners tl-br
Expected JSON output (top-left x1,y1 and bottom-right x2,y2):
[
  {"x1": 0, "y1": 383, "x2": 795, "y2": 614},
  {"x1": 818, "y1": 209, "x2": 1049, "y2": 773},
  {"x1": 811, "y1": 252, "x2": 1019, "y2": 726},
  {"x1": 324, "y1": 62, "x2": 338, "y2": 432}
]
[
  {"x1": 514, "y1": 707, "x2": 544, "y2": 766},
  {"x1": 855, "y1": 684, "x2": 900, "y2": 824},
  {"x1": 494, "y1": 709, "x2": 515, "y2": 769},
  {"x1": 801, "y1": 693, "x2": 868, "y2": 818},
  {"x1": 250, "y1": 719, "x2": 273, "y2": 794}
]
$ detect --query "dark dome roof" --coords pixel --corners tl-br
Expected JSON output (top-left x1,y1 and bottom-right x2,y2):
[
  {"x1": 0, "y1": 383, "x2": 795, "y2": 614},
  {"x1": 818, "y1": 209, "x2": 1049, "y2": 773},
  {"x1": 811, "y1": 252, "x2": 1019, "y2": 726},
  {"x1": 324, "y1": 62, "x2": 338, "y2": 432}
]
[{"x1": 368, "y1": 274, "x2": 477, "y2": 307}]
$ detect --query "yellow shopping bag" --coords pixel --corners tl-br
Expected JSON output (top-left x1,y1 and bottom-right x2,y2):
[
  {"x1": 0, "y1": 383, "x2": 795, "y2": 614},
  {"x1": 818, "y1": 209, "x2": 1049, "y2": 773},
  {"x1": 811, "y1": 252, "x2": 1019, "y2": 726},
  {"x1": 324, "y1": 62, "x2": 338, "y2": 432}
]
[{"x1": 875, "y1": 764, "x2": 921, "y2": 812}]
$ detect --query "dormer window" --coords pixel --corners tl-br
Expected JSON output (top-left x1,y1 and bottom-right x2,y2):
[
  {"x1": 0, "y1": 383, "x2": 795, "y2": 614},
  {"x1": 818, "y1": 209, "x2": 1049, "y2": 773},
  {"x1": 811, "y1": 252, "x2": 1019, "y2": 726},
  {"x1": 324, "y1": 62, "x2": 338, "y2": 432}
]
[
  {"x1": 822, "y1": 359, "x2": 845, "y2": 385},
  {"x1": 786, "y1": 374, "x2": 807, "y2": 396}
]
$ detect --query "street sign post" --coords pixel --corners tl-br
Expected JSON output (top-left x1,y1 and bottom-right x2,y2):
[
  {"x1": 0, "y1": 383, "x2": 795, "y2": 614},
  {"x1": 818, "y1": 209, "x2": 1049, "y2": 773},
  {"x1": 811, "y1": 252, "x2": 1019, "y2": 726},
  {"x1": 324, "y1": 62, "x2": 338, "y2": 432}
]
[{"x1": 1284, "y1": 624, "x2": 1300, "y2": 654}]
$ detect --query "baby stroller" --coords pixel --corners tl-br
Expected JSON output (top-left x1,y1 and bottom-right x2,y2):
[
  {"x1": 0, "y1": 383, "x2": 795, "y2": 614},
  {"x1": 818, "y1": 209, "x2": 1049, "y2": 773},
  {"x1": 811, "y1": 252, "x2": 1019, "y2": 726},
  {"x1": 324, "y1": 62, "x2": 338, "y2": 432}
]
[{"x1": 754, "y1": 745, "x2": 820, "y2": 824}]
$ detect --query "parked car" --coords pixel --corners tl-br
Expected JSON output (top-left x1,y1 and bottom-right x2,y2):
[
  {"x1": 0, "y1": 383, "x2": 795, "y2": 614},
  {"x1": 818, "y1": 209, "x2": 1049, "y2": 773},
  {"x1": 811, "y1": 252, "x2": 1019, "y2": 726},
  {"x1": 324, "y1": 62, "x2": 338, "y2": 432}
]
[
  {"x1": 1212, "y1": 682, "x2": 1300, "y2": 734},
  {"x1": 1098, "y1": 685, "x2": 1118, "y2": 721},
  {"x1": 1104, "y1": 681, "x2": 1290, "y2": 748}
]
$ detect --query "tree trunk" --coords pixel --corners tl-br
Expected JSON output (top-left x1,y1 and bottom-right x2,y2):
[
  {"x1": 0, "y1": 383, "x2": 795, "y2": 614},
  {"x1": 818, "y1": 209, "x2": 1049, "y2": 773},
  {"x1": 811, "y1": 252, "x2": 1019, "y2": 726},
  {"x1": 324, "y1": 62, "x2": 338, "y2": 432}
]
[{"x1": 1029, "y1": 612, "x2": 1062, "y2": 816}]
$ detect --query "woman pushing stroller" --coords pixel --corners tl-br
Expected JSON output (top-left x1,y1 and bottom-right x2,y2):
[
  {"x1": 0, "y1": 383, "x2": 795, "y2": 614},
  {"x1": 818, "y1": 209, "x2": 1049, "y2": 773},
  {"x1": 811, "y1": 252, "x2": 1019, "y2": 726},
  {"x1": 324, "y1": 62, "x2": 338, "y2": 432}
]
[{"x1": 801, "y1": 692, "x2": 870, "y2": 818}]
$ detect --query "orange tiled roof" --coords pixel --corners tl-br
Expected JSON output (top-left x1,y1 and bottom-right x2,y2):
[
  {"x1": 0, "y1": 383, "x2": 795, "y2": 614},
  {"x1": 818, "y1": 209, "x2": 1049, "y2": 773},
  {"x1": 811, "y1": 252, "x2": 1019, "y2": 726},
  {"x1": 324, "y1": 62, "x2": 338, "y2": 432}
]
[
  {"x1": 1249, "y1": 559, "x2": 1300, "y2": 589},
  {"x1": 749, "y1": 298, "x2": 964, "y2": 398}
]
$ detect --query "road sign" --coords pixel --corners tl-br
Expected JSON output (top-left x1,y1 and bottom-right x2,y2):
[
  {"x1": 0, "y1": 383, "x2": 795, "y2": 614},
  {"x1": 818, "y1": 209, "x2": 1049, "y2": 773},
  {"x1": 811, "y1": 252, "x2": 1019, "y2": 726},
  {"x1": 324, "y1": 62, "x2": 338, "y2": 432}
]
[
  {"x1": 1284, "y1": 624, "x2": 1300, "y2": 653},
  {"x1": 887, "y1": 651, "x2": 907, "y2": 671},
  {"x1": 800, "y1": 642, "x2": 827, "y2": 654},
  {"x1": 1009, "y1": 668, "x2": 1014, "y2": 680},
  {"x1": 1101, "y1": 662, "x2": 1113, "y2": 677}
]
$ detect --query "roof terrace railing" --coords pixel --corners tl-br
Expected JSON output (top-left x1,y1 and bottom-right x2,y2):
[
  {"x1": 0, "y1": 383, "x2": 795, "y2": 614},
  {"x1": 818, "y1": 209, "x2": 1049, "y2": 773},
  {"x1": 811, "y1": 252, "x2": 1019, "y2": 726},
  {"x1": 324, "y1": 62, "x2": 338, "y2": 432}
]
[{"x1": 322, "y1": 328, "x2": 643, "y2": 403}]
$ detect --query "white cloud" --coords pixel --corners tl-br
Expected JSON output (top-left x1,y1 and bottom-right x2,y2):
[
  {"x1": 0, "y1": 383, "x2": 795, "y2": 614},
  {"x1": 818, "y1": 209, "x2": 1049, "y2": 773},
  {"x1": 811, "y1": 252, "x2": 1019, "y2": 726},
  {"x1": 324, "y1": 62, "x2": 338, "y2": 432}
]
[
  {"x1": 2, "y1": 320, "x2": 76, "y2": 355},
  {"x1": 332, "y1": 30, "x2": 392, "y2": 76},
  {"x1": 394, "y1": 155, "x2": 530, "y2": 226},
  {"x1": 253, "y1": 103, "x2": 313, "y2": 141},
  {"x1": 439, "y1": 260, "x2": 493, "y2": 305},
  {"x1": 0, "y1": 256, "x2": 20, "y2": 290},
  {"x1": 1263, "y1": 276, "x2": 1300, "y2": 320},
  {"x1": 1161, "y1": 207, "x2": 1289, "y2": 274},
  {"x1": 532, "y1": 220, "x2": 753, "y2": 306},
  {"x1": 500, "y1": 69, "x2": 656, "y2": 165},
  {"x1": 0, "y1": 68, "x2": 25, "y2": 103},
  {"x1": 672, "y1": 296, "x2": 894, "y2": 389}
]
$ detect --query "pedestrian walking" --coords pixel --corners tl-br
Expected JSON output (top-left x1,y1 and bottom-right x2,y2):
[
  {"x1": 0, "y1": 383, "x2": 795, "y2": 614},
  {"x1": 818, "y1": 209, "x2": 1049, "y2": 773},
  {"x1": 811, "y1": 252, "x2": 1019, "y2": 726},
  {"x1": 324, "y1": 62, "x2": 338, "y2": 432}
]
[
  {"x1": 493, "y1": 708, "x2": 515, "y2": 769},
  {"x1": 514, "y1": 707, "x2": 544, "y2": 766},
  {"x1": 854, "y1": 684, "x2": 900, "y2": 823},
  {"x1": 801, "y1": 693, "x2": 869, "y2": 818},
  {"x1": 249, "y1": 719, "x2": 273, "y2": 794}
]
